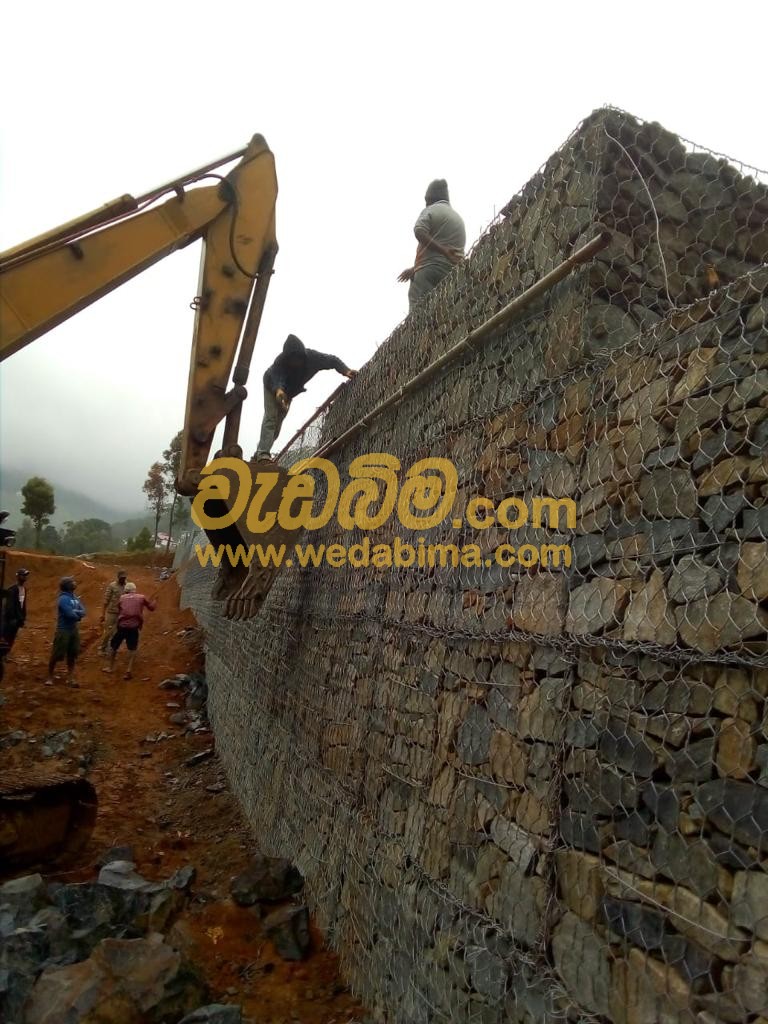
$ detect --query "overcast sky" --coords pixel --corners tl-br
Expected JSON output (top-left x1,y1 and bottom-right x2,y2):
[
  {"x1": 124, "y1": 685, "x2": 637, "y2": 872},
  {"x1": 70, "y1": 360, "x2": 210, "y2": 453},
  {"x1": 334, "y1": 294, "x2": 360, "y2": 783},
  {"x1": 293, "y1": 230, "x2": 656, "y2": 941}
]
[{"x1": 2, "y1": 1, "x2": 767, "y2": 514}]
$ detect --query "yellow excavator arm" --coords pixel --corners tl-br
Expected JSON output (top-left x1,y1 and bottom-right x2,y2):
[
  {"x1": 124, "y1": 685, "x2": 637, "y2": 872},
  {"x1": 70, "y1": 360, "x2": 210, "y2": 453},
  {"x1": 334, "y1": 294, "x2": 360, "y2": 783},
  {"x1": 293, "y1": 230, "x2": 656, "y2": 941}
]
[{"x1": 0, "y1": 134, "x2": 278, "y2": 495}]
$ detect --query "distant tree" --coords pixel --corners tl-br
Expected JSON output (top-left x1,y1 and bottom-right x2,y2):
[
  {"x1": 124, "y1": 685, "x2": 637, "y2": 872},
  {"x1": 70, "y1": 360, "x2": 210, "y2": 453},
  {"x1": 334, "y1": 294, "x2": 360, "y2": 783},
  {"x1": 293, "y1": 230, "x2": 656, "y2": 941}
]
[
  {"x1": 162, "y1": 431, "x2": 183, "y2": 552},
  {"x1": 143, "y1": 462, "x2": 166, "y2": 548},
  {"x1": 127, "y1": 526, "x2": 153, "y2": 552},
  {"x1": 61, "y1": 518, "x2": 112, "y2": 555},
  {"x1": 39, "y1": 524, "x2": 62, "y2": 552},
  {"x1": 14, "y1": 518, "x2": 36, "y2": 549},
  {"x1": 21, "y1": 477, "x2": 56, "y2": 548}
]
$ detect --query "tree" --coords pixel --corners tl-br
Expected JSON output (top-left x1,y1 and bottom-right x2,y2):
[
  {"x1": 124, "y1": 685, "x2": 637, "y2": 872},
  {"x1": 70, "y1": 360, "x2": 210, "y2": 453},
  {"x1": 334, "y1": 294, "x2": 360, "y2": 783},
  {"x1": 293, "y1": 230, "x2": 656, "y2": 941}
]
[
  {"x1": 126, "y1": 526, "x2": 153, "y2": 552},
  {"x1": 14, "y1": 518, "x2": 36, "y2": 550},
  {"x1": 162, "y1": 431, "x2": 183, "y2": 552},
  {"x1": 143, "y1": 462, "x2": 166, "y2": 548},
  {"x1": 60, "y1": 518, "x2": 112, "y2": 555},
  {"x1": 21, "y1": 477, "x2": 55, "y2": 548},
  {"x1": 40, "y1": 524, "x2": 62, "y2": 552}
]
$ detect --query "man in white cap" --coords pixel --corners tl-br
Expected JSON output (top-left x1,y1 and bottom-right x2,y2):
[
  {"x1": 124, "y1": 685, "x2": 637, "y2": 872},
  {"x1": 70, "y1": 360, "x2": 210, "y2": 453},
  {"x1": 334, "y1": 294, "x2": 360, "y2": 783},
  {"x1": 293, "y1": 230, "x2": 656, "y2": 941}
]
[
  {"x1": 398, "y1": 179, "x2": 466, "y2": 310},
  {"x1": 105, "y1": 582, "x2": 155, "y2": 680}
]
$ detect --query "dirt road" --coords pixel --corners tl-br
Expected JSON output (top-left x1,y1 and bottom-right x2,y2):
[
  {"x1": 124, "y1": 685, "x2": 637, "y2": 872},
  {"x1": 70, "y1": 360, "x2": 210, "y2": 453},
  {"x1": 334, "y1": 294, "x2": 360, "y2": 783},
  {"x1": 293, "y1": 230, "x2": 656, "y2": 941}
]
[{"x1": 0, "y1": 549, "x2": 366, "y2": 1023}]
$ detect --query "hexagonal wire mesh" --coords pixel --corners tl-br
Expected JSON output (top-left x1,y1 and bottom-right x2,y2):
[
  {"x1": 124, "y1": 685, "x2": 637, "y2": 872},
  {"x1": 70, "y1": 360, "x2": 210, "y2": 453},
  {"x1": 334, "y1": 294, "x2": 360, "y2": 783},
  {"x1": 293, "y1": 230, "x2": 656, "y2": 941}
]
[{"x1": 175, "y1": 107, "x2": 768, "y2": 1022}]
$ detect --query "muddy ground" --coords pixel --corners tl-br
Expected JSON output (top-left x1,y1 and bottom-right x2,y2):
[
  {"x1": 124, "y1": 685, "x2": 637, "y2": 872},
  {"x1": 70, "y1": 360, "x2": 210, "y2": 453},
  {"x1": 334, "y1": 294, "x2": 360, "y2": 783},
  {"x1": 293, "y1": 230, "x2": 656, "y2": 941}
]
[{"x1": 0, "y1": 549, "x2": 367, "y2": 1023}]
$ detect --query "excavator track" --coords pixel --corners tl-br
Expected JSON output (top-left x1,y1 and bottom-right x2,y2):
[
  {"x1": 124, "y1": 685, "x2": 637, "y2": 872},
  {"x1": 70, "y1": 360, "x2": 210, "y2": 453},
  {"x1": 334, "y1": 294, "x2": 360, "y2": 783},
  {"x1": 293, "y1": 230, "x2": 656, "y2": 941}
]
[{"x1": 0, "y1": 768, "x2": 97, "y2": 874}]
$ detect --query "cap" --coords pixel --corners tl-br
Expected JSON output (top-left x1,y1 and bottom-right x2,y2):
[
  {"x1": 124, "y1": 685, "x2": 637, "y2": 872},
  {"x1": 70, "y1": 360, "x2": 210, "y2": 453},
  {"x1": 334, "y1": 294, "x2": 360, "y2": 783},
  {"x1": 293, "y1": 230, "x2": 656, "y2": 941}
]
[{"x1": 16, "y1": 568, "x2": 30, "y2": 578}]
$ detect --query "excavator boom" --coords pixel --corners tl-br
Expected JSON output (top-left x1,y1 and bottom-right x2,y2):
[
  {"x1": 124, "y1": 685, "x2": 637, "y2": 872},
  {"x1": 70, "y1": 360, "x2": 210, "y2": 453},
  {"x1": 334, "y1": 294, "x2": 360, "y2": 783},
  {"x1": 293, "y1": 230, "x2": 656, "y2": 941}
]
[{"x1": 0, "y1": 134, "x2": 278, "y2": 492}]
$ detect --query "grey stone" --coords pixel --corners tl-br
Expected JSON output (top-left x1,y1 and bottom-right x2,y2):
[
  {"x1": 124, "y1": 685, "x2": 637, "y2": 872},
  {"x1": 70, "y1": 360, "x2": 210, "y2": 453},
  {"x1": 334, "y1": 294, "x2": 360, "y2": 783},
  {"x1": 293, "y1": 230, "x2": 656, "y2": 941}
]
[
  {"x1": 742, "y1": 506, "x2": 768, "y2": 539},
  {"x1": 552, "y1": 912, "x2": 611, "y2": 1016},
  {"x1": 23, "y1": 935, "x2": 205, "y2": 1024},
  {"x1": 640, "y1": 782, "x2": 681, "y2": 829},
  {"x1": 668, "y1": 555, "x2": 724, "y2": 603},
  {"x1": 601, "y1": 897, "x2": 670, "y2": 950},
  {"x1": 178, "y1": 1007, "x2": 243, "y2": 1024},
  {"x1": 40, "y1": 729, "x2": 77, "y2": 758},
  {"x1": 560, "y1": 811, "x2": 603, "y2": 853},
  {"x1": 638, "y1": 468, "x2": 698, "y2": 518},
  {"x1": 490, "y1": 819, "x2": 536, "y2": 870},
  {"x1": 566, "y1": 578, "x2": 630, "y2": 636},
  {"x1": 696, "y1": 779, "x2": 768, "y2": 848},
  {"x1": 733, "y1": 952, "x2": 768, "y2": 1014},
  {"x1": 642, "y1": 444, "x2": 681, "y2": 470},
  {"x1": 651, "y1": 832, "x2": 719, "y2": 897},
  {"x1": 229, "y1": 856, "x2": 304, "y2": 905},
  {"x1": 612, "y1": 809, "x2": 653, "y2": 846},
  {"x1": 691, "y1": 430, "x2": 744, "y2": 471},
  {"x1": 598, "y1": 719, "x2": 657, "y2": 777},
  {"x1": 731, "y1": 871, "x2": 768, "y2": 940},
  {"x1": 709, "y1": 831, "x2": 761, "y2": 870},
  {"x1": 572, "y1": 534, "x2": 608, "y2": 572},
  {"x1": 701, "y1": 493, "x2": 747, "y2": 532},
  {"x1": 456, "y1": 704, "x2": 492, "y2": 765},
  {"x1": 465, "y1": 947, "x2": 508, "y2": 1002},
  {"x1": 664, "y1": 737, "x2": 715, "y2": 782},
  {"x1": 262, "y1": 905, "x2": 311, "y2": 961},
  {"x1": 486, "y1": 688, "x2": 517, "y2": 732}
]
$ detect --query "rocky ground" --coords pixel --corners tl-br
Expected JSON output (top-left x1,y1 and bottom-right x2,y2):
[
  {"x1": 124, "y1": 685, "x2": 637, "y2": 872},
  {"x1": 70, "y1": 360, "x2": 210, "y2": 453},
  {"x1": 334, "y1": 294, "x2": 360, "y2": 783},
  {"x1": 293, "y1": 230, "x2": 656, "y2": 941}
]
[{"x1": 0, "y1": 550, "x2": 367, "y2": 1024}]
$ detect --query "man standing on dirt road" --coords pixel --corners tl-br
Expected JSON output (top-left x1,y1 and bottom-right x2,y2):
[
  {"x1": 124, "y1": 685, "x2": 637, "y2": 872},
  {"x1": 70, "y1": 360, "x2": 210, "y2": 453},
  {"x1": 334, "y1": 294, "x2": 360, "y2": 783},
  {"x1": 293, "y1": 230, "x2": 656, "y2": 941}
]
[
  {"x1": 99, "y1": 569, "x2": 127, "y2": 656},
  {"x1": 0, "y1": 568, "x2": 30, "y2": 681},
  {"x1": 45, "y1": 577, "x2": 86, "y2": 688},
  {"x1": 104, "y1": 581, "x2": 155, "y2": 680},
  {"x1": 1, "y1": 568, "x2": 30, "y2": 656},
  {"x1": 255, "y1": 335, "x2": 357, "y2": 460}
]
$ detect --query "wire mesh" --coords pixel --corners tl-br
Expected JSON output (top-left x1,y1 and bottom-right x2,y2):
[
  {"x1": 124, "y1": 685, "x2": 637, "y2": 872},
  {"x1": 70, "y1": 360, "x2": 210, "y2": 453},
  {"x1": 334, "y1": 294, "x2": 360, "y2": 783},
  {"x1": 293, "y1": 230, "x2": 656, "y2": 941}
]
[{"x1": 177, "y1": 107, "x2": 768, "y2": 1023}]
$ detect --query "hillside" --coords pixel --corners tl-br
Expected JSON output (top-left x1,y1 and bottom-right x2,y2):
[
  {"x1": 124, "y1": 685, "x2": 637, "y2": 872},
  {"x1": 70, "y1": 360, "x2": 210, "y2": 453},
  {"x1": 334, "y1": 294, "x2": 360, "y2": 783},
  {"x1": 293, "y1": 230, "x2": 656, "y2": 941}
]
[{"x1": 0, "y1": 465, "x2": 129, "y2": 528}]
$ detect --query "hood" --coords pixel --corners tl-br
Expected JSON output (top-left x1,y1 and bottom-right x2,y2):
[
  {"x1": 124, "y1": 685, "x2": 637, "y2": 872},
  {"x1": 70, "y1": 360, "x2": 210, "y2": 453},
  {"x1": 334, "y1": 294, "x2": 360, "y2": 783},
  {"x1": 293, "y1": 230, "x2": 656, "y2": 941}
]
[
  {"x1": 425, "y1": 179, "x2": 449, "y2": 204},
  {"x1": 283, "y1": 334, "x2": 306, "y2": 358}
]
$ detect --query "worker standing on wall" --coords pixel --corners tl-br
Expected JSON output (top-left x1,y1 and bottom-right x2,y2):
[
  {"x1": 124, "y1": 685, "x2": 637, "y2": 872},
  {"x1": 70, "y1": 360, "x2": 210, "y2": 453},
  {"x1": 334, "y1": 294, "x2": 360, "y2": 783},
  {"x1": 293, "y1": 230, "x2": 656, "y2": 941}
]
[
  {"x1": 398, "y1": 179, "x2": 466, "y2": 310},
  {"x1": 44, "y1": 577, "x2": 86, "y2": 688},
  {"x1": 255, "y1": 335, "x2": 357, "y2": 460},
  {"x1": 99, "y1": 569, "x2": 127, "y2": 656}
]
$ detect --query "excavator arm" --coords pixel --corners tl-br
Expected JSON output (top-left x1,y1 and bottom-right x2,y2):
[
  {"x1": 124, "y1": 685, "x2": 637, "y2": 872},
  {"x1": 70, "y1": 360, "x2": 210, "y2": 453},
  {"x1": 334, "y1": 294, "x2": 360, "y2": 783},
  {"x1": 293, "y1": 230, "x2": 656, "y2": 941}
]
[{"x1": 0, "y1": 134, "x2": 278, "y2": 495}]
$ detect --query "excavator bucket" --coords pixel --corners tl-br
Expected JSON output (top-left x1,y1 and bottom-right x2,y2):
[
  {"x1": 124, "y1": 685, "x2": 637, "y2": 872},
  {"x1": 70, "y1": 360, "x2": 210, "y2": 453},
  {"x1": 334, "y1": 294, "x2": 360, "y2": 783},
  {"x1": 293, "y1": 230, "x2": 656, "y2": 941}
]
[
  {"x1": 0, "y1": 769, "x2": 98, "y2": 874},
  {"x1": 198, "y1": 458, "x2": 306, "y2": 620}
]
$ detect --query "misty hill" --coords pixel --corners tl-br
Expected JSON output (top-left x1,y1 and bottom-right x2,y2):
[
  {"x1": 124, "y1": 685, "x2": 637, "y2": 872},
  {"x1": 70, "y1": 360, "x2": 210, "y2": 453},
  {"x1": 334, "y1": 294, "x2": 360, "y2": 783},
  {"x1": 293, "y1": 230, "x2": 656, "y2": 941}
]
[{"x1": 0, "y1": 465, "x2": 140, "y2": 529}]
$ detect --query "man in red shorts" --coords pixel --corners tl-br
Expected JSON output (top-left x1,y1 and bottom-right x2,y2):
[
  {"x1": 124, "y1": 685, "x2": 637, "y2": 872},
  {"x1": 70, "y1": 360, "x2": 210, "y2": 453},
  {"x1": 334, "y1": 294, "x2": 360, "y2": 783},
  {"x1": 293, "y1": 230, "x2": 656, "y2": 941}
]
[{"x1": 104, "y1": 582, "x2": 155, "y2": 680}]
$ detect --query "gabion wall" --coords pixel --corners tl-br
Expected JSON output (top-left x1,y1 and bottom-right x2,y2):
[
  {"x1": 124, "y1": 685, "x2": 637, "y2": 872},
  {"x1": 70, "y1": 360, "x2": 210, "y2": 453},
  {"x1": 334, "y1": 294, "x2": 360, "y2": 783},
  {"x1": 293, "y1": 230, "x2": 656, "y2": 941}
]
[{"x1": 177, "y1": 109, "x2": 768, "y2": 1023}]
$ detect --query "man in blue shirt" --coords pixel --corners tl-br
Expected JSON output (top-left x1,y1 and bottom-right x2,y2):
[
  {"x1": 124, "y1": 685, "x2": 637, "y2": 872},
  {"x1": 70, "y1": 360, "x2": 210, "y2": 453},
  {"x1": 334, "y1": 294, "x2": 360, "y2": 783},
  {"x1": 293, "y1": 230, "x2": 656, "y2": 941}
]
[{"x1": 45, "y1": 576, "x2": 86, "y2": 688}]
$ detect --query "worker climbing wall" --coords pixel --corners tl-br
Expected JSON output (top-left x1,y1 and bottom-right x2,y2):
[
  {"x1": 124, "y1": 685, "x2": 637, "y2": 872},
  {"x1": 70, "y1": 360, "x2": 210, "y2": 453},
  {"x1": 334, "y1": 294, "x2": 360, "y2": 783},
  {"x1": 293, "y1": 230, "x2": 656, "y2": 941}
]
[{"x1": 178, "y1": 108, "x2": 768, "y2": 1023}]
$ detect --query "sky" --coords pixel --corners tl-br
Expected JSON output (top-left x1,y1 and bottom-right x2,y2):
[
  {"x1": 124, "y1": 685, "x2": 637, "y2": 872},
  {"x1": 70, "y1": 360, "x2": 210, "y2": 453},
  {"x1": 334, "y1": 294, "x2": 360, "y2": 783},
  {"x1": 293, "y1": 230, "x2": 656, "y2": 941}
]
[{"x1": 2, "y1": 1, "x2": 767, "y2": 515}]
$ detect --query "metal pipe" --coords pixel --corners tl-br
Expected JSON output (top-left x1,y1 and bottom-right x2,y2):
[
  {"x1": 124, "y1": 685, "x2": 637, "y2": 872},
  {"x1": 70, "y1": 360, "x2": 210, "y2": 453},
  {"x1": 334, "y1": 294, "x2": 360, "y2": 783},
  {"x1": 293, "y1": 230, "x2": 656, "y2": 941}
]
[
  {"x1": 134, "y1": 145, "x2": 248, "y2": 206},
  {"x1": 314, "y1": 231, "x2": 611, "y2": 460},
  {"x1": 1, "y1": 145, "x2": 249, "y2": 273}
]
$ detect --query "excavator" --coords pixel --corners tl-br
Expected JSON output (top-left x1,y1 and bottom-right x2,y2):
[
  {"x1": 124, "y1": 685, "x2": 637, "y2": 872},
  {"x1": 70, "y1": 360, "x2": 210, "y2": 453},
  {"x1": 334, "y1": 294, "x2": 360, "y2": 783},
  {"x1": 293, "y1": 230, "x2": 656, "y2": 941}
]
[{"x1": 0, "y1": 134, "x2": 306, "y2": 871}]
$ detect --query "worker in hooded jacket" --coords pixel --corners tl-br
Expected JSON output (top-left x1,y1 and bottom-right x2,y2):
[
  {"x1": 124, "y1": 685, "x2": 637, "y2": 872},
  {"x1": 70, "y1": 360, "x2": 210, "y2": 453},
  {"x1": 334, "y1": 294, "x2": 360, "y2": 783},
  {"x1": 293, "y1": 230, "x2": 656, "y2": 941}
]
[{"x1": 255, "y1": 335, "x2": 356, "y2": 460}]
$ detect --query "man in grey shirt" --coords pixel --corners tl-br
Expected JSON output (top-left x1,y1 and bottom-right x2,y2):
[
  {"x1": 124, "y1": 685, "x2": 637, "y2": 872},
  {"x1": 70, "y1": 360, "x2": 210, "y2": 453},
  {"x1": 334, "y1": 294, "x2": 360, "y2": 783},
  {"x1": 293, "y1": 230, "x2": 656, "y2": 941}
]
[{"x1": 398, "y1": 179, "x2": 466, "y2": 311}]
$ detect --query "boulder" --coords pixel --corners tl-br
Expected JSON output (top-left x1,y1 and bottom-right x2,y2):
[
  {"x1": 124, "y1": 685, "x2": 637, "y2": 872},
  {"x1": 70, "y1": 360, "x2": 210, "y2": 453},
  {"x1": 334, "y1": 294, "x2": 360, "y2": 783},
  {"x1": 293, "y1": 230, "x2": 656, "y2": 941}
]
[
  {"x1": 24, "y1": 934, "x2": 206, "y2": 1024},
  {"x1": 262, "y1": 905, "x2": 311, "y2": 961},
  {"x1": 229, "y1": 856, "x2": 303, "y2": 906}
]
